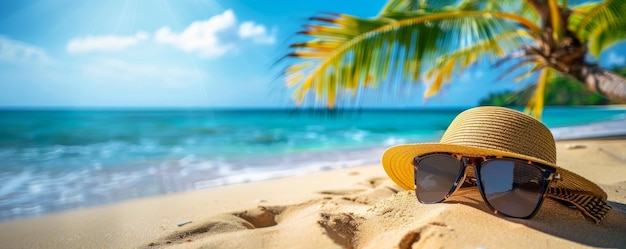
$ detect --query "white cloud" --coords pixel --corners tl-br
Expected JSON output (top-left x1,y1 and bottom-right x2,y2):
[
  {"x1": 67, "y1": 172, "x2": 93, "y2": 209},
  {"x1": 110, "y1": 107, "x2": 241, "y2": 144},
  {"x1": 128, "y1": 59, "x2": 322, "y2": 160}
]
[
  {"x1": 155, "y1": 9, "x2": 237, "y2": 58},
  {"x1": 155, "y1": 9, "x2": 276, "y2": 58},
  {"x1": 80, "y1": 58, "x2": 207, "y2": 86},
  {"x1": 61, "y1": 9, "x2": 275, "y2": 59},
  {"x1": 66, "y1": 32, "x2": 149, "y2": 53},
  {"x1": 239, "y1": 21, "x2": 276, "y2": 44},
  {"x1": 0, "y1": 36, "x2": 51, "y2": 64}
]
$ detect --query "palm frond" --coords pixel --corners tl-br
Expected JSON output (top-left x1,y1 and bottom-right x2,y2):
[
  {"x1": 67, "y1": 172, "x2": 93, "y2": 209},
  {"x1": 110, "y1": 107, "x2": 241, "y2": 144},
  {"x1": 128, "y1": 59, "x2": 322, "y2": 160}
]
[
  {"x1": 378, "y1": 0, "x2": 542, "y2": 24},
  {"x1": 283, "y1": 11, "x2": 537, "y2": 107},
  {"x1": 548, "y1": 0, "x2": 564, "y2": 42},
  {"x1": 423, "y1": 30, "x2": 531, "y2": 96},
  {"x1": 511, "y1": 63, "x2": 545, "y2": 83},
  {"x1": 587, "y1": 17, "x2": 626, "y2": 57},
  {"x1": 573, "y1": 0, "x2": 626, "y2": 44},
  {"x1": 497, "y1": 58, "x2": 544, "y2": 82},
  {"x1": 380, "y1": 0, "x2": 472, "y2": 14},
  {"x1": 380, "y1": 0, "x2": 424, "y2": 14},
  {"x1": 463, "y1": 0, "x2": 541, "y2": 25},
  {"x1": 524, "y1": 68, "x2": 553, "y2": 119},
  {"x1": 424, "y1": 58, "x2": 455, "y2": 97},
  {"x1": 568, "y1": 2, "x2": 598, "y2": 33}
]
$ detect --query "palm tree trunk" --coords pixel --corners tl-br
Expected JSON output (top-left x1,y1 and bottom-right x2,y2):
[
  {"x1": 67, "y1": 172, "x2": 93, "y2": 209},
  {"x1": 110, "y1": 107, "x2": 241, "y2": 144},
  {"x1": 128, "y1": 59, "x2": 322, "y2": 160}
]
[{"x1": 570, "y1": 64, "x2": 626, "y2": 103}]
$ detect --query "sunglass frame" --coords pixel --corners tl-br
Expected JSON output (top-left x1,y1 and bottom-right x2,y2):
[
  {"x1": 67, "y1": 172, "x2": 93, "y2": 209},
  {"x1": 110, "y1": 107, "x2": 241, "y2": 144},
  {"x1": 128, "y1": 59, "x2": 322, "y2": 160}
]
[{"x1": 413, "y1": 152, "x2": 559, "y2": 219}]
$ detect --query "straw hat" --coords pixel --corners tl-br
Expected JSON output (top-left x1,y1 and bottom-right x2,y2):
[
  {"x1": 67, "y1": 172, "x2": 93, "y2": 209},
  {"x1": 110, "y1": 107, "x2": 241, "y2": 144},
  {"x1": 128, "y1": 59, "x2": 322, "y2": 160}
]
[{"x1": 382, "y1": 106, "x2": 610, "y2": 222}]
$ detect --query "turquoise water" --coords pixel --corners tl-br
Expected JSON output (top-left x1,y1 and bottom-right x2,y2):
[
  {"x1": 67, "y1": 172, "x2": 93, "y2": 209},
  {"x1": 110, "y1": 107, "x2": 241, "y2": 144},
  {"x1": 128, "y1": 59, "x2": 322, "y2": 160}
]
[{"x1": 0, "y1": 106, "x2": 625, "y2": 221}]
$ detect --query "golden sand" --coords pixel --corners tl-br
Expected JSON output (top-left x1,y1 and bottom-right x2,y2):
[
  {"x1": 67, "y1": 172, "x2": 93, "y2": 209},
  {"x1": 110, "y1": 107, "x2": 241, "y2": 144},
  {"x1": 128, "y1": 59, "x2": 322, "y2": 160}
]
[{"x1": 0, "y1": 139, "x2": 625, "y2": 248}]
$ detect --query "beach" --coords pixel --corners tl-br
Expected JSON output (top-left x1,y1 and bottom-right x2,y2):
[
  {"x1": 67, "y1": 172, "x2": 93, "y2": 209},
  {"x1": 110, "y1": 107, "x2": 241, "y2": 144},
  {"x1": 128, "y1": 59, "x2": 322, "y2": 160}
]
[
  {"x1": 3, "y1": 0, "x2": 626, "y2": 247},
  {"x1": 0, "y1": 138, "x2": 624, "y2": 249}
]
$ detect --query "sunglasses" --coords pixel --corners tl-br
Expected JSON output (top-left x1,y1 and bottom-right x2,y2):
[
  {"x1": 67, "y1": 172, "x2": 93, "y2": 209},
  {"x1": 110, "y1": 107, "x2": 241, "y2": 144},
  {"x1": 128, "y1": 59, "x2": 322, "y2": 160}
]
[{"x1": 413, "y1": 153, "x2": 560, "y2": 219}]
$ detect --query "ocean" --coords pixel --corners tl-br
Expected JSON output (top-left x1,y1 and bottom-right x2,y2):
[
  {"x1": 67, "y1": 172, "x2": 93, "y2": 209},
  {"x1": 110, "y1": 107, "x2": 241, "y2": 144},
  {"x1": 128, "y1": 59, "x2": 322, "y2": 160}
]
[{"x1": 1, "y1": 106, "x2": 625, "y2": 222}]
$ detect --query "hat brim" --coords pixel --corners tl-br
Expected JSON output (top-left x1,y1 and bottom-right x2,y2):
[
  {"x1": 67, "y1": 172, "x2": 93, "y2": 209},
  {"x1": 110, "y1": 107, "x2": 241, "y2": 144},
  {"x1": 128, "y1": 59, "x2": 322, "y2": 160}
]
[{"x1": 382, "y1": 143, "x2": 606, "y2": 201}]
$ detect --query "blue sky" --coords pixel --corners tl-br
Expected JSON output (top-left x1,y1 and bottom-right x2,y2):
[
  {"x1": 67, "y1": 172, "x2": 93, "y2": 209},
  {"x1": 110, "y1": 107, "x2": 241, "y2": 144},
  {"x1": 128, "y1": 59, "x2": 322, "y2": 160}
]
[{"x1": 0, "y1": 0, "x2": 624, "y2": 109}]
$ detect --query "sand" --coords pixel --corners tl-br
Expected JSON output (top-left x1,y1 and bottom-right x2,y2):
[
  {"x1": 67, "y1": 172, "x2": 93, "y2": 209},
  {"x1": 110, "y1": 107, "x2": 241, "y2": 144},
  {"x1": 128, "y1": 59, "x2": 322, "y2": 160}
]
[{"x1": 0, "y1": 139, "x2": 625, "y2": 249}]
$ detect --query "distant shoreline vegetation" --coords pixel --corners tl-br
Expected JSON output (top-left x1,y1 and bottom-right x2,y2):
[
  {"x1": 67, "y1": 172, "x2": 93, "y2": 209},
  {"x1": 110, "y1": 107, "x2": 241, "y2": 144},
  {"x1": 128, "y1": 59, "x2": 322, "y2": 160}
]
[{"x1": 481, "y1": 67, "x2": 626, "y2": 106}]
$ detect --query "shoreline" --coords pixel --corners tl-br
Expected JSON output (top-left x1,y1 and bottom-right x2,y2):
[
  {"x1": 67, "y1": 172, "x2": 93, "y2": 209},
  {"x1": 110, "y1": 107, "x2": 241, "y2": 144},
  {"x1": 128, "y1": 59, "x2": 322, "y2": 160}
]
[
  {"x1": 0, "y1": 138, "x2": 625, "y2": 248},
  {"x1": 2, "y1": 116, "x2": 626, "y2": 224},
  {"x1": 0, "y1": 107, "x2": 626, "y2": 222},
  {"x1": 0, "y1": 145, "x2": 389, "y2": 223},
  {"x1": 0, "y1": 164, "x2": 389, "y2": 248},
  {"x1": 551, "y1": 118, "x2": 626, "y2": 140}
]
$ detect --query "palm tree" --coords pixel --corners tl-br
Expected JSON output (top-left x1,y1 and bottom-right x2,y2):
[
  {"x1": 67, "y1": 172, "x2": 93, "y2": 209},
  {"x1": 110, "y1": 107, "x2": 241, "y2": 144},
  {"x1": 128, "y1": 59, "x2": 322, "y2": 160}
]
[{"x1": 281, "y1": 0, "x2": 626, "y2": 118}]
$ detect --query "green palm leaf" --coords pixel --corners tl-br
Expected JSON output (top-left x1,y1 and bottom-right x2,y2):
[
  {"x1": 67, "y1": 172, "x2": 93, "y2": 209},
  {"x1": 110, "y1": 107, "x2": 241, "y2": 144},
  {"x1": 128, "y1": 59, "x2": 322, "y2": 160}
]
[
  {"x1": 284, "y1": 11, "x2": 539, "y2": 107},
  {"x1": 380, "y1": 0, "x2": 424, "y2": 13},
  {"x1": 573, "y1": 0, "x2": 626, "y2": 52},
  {"x1": 568, "y1": 2, "x2": 598, "y2": 33},
  {"x1": 282, "y1": 0, "x2": 626, "y2": 118},
  {"x1": 548, "y1": 0, "x2": 565, "y2": 42},
  {"x1": 586, "y1": 15, "x2": 626, "y2": 57},
  {"x1": 380, "y1": 0, "x2": 474, "y2": 14}
]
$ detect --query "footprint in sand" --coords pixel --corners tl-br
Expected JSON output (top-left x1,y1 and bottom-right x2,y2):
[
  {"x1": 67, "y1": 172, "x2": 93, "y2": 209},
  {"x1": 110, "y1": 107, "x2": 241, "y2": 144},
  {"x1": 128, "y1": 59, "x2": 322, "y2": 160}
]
[
  {"x1": 144, "y1": 177, "x2": 403, "y2": 249},
  {"x1": 318, "y1": 212, "x2": 363, "y2": 249},
  {"x1": 234, "y1": 206, "x2": 284, "y2": 228},
  {"x1": 144, "y1": 206, "x2": 285, "y2": 248}
]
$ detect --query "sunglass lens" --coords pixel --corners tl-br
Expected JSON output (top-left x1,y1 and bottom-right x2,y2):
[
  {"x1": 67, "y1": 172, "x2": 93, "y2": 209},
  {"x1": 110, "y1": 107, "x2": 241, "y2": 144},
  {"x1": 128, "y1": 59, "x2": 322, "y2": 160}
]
[
  {"x1": 479, "y1": 159, "x2": 544, "y2": 218},
  {"x1": 415, "y1": 154, "x2": 462, "y2": 203}
]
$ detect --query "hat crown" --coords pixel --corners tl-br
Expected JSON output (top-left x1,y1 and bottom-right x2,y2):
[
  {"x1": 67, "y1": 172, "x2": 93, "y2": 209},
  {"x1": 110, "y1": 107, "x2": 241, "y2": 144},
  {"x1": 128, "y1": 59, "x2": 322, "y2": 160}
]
[{"x1": 440, "y1": 106, "x2": 556, "y2": 164}]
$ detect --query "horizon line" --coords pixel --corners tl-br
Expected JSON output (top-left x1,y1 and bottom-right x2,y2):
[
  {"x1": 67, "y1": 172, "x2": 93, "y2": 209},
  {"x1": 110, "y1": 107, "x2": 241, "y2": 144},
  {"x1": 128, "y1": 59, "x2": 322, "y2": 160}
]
[{"x1": 0, "y1": 105, "x2": 623, "y2": 112}]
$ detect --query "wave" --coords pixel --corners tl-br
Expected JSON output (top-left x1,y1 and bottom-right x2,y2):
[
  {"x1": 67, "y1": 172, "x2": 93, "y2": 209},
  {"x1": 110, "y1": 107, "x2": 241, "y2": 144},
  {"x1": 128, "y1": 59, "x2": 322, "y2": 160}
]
[
  {"x1": 0, "y1": 145, "x2": 387, "y2": 222},
  {"x1": 1, "y1": 107, "x2": 625, "y2": 221}
]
